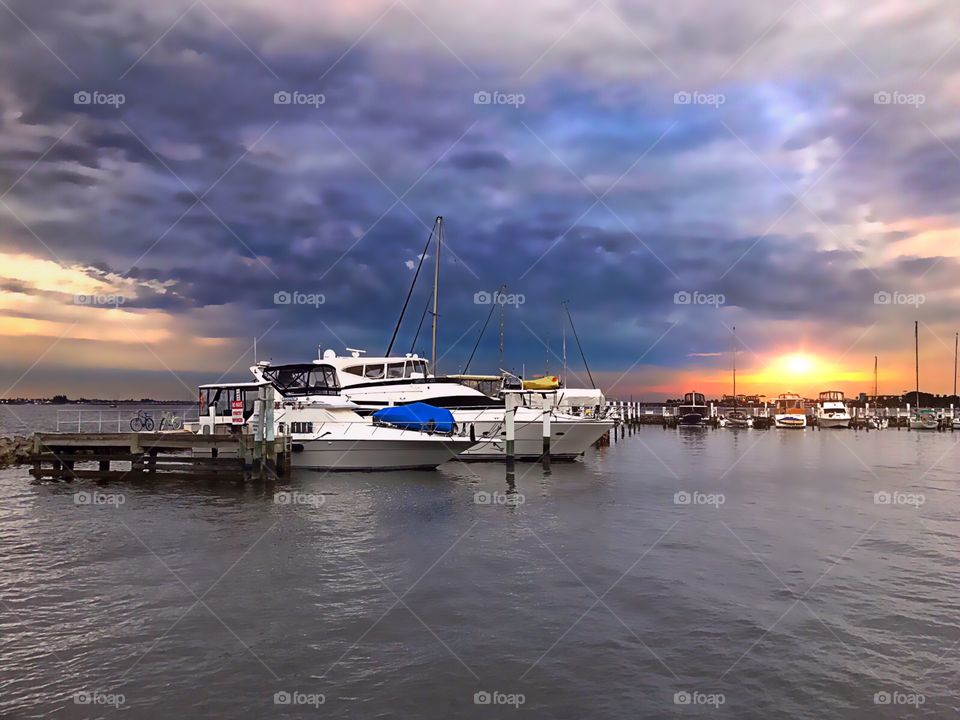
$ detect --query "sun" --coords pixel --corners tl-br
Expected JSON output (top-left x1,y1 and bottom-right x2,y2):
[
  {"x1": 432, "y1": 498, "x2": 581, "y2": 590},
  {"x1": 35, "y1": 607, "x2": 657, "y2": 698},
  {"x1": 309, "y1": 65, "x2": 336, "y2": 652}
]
[{"x1": 782, "y1": 353, "x2": 816, "y2": 377}]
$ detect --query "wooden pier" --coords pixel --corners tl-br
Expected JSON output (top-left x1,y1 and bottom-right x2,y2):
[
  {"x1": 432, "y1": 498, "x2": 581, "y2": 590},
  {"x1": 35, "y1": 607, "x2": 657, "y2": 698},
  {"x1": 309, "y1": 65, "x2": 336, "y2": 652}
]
[{"x1": 29, "y1": 432, "x2": 291, "y2": 482}]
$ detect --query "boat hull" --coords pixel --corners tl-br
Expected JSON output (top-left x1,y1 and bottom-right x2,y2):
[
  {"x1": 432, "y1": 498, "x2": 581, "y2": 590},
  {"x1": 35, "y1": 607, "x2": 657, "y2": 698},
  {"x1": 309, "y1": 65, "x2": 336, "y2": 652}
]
[
  {"x1": 291, "y1": 437, "x2": 472, "y2": 470},
  {"x1": 456, "y1": 412, "x2": 613, "y2": 460},
  {"x1": 774, "y1": 414, "x2": 807, "y2": 428},
  {"x1": 818, "y1": 416, "x2": 851, "y2": 428}
]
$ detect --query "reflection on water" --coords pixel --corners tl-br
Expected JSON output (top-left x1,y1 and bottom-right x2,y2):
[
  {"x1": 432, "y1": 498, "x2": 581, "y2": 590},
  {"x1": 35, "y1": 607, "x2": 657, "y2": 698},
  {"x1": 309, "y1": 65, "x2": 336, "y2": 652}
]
[{"x1": 2, "y1": 424, "x2": 960, "y2": 718}]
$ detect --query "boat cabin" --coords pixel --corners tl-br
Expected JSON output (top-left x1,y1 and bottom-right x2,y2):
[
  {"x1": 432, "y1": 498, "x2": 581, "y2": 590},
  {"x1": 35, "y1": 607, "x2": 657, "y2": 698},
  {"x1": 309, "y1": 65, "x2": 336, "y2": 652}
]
[
  {"x1": 819, "y1": 390, "x2": 845, "y2": 404},
  {"x1": 196, "y1": 381, "x2": 271, "y2": 434},
  {"x1": 775, "y1": 393, "x2": 804, "y2": 413}
]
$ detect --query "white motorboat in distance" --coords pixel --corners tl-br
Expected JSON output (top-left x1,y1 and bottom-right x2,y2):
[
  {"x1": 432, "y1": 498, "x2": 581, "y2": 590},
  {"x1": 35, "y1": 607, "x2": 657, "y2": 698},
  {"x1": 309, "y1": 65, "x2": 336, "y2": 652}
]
[
  {"x1": 817, "y1": 391, "x2": 851, "y2": 428},
  {"x1": 774, "y1": 393, "x2": 807, "y2": 428},
  {"x1": 909, "y1": 408, "x2": 939, "y2": 431}
]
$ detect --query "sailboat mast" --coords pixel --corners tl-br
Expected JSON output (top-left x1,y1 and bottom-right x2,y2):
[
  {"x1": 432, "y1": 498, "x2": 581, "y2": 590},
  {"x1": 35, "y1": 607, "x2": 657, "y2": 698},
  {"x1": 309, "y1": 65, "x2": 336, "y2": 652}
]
[
  {"x1": 874, "y1": 355, "x2": 878, "y2": 398},
  {"x1": 562, "y1": 310, "x2": 567, "y2": 389},
  {"x1": 915, "y1": 320, "x2": 920, "y2": 407},
  {"x1": 732, "y1": 325, "x2": 737, "y2": 404},
  {"x1": 498, "y1": 293, "x2": 505, "y2": 369},
  {"x1": 430, "y1": 216, "x2": 442, "y2": 373},
  {"x1": 954, "y1": 332, "x2": 958, "y2": 398}
]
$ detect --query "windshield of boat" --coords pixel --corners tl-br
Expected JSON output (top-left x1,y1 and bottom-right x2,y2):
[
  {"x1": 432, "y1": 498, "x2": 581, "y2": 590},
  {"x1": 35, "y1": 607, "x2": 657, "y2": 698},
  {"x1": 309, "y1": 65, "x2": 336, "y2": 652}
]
[{"x1": 261, "y1": 364, "x2": 340, "y2": 396}]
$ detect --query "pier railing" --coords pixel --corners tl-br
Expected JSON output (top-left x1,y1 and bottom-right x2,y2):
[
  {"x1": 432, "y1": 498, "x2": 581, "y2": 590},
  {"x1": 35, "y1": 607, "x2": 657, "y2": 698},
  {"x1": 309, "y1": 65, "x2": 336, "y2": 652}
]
[{"x1": 56, "y1": 408, "x2": 200, "y2": 433}]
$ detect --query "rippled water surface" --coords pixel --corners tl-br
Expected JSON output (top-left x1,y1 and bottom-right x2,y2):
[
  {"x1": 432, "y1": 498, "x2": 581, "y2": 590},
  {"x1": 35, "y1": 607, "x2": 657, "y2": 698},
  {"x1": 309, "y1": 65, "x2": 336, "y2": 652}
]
[{"x1": 2, "y1": 415, "x2": 959, "y2": 718}]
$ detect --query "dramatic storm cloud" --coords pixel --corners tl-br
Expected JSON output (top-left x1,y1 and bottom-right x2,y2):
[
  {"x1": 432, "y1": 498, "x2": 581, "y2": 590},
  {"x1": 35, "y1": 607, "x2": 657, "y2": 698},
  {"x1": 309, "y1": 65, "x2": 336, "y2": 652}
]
[{"x1": 1, "y1": 0, "x2": 959, "y2": 398}]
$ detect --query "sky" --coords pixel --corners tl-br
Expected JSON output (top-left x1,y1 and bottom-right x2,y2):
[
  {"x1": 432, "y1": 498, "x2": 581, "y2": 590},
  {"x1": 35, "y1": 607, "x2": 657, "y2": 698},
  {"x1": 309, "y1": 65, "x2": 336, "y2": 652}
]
[{"x1": 1, "y1": 0, "x2": 959, "y2": 400}]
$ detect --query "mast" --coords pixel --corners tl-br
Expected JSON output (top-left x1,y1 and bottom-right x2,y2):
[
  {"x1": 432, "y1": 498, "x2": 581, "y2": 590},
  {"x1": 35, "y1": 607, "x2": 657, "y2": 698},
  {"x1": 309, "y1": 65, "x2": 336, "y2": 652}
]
[
  {"x1": 915, "y1": 320, "x2": 920, "y2": 407},
  {"x1": 563, "y1": 301, "x2": 596, "y2": 389},
  {"x1": 954, "y1": 332, "x2": 958, "y2": 398},
  {"x1": 562, "y1": 308, "x2": 567, "y2": 388},
  {"x1": 498, "y1": 291, "x2": 505, "y2": 369},
  {"x1": 430, "y1": 216, "x2": 442, "y2": 373},
  {"x1": 874, "y1": 355, "x2": 878, "y2": 398},
  {"x1": 732, "y1": 325, "x2": 737, "y2": 406}
]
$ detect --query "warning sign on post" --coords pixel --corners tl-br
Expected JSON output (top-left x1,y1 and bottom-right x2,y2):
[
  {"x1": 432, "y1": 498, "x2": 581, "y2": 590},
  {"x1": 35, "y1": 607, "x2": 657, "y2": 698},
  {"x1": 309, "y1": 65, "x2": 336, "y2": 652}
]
[{"x1": 231, "y1": 399, "x2": 244, "y2": 424}]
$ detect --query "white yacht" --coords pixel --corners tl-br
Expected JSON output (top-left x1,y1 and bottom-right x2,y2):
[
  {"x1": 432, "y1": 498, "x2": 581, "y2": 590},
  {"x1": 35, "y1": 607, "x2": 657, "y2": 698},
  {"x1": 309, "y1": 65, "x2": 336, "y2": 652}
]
[
  {"x1": 774, "y1": 392, "x2": 807, "y2": 428},
  {"x1": 909, "y1": 408, "x2": 939, "y2": 431},
  {"x1": 194, "y1": 381, "x2": 472, "y2": 470},
  {"x1": 817, "y1": 391, "x2": 851, "y2": 428},
  {"x1": 250, "y1": 349, "x2": 613, "y2": 460}
]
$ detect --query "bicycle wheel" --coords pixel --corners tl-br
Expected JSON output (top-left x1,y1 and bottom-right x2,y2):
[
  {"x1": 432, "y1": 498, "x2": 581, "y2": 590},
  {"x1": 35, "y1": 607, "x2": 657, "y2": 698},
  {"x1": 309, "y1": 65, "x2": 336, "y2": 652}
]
[
  {"x1": 143, "y1": 417, "x2": 155, "y2": 431},
  {"x1": 169, "y1": 415, "x2": 183, "y2": 430},
  {"x1": 130, "y1": 417, "x2": 144, "y2": 432}
]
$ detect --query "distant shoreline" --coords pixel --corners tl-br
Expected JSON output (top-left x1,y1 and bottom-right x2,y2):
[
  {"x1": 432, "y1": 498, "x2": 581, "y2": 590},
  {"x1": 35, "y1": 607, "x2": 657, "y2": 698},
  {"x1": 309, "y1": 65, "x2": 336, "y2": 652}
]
[{"x1": 0, "y1": 399, "x2": 196, "y2": 406}]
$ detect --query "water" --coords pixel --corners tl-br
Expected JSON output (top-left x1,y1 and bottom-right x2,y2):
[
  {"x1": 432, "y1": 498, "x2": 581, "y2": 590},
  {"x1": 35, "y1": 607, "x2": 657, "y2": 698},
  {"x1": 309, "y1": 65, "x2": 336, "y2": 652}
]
[{"x1": 2, "y1": 411, "x2": 959, "y2": 718}]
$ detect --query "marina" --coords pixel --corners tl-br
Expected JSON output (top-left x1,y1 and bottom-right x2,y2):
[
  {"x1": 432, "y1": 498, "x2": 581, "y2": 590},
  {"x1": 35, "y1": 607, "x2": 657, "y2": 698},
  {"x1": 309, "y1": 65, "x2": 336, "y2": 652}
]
[{"x1": 4, "y1": 0, "x2": 960, "y2": 716}]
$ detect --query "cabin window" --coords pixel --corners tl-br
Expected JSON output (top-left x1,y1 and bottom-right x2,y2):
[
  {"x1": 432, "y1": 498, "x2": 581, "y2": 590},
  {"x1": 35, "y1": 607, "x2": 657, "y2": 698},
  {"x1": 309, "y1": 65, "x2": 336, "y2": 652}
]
[
  {"x1": 387, "y1": 362, "x2": 405, "y2": 379},
  {"x1": 364, "y1": 364, "x2": 385, "y2": 379},
  {"x1": 290, "y1": 421, "x2": 313, "y2": 434},
  {"x1": 344, "y1": 365, "x2": 365, "y2": 376}
]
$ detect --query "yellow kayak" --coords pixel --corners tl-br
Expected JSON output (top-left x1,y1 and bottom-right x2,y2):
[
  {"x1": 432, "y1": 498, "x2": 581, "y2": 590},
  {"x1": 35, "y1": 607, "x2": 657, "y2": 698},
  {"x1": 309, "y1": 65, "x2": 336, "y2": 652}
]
[{"x1": 523, "y1": 375, "x2": 560, "y2": 390}]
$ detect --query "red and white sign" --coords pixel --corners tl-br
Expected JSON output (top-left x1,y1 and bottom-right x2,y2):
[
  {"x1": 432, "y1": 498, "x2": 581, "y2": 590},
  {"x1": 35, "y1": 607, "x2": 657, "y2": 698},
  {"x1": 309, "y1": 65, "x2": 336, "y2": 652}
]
[{"x1": 231, "y1": 399, "x2": 244, "y2": 424}]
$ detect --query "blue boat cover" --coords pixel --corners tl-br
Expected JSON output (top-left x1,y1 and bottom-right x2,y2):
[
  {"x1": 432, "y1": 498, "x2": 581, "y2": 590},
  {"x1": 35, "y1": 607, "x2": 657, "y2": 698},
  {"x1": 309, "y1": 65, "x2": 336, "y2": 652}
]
[{"x1": 372, "y1": 402, "x2": 455, "y2": 434}]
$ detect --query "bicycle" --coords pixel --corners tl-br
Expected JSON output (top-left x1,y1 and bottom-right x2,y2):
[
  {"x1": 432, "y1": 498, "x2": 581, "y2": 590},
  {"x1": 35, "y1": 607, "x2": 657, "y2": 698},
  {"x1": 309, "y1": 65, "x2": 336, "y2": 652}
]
[
  {"x1": 130, "y1": 410, "x2": 155, "y2": 432},
  {"x1": 158, "y1": 411, "x2": 183, "y2": 431}
]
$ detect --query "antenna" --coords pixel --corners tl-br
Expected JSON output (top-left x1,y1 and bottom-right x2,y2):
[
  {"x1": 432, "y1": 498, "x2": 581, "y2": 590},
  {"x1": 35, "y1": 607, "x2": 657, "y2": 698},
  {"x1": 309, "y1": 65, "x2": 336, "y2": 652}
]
[
  {"x1": 253, "y1": 336, "x2": 257, "y2": 364},
  {"x1": 954, "y1": 332, "x2": 958, "y2": 398}
]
